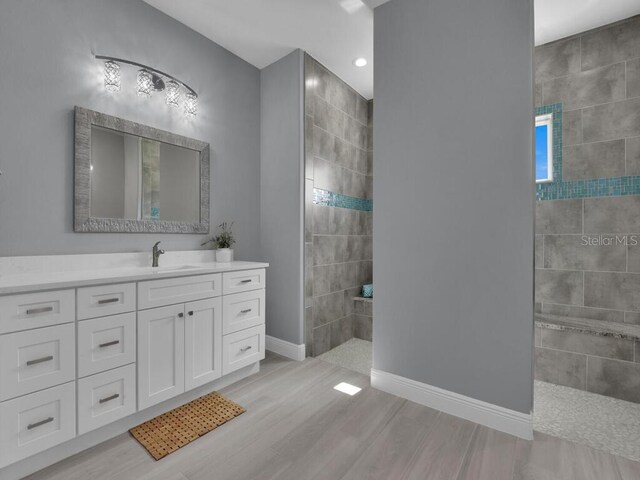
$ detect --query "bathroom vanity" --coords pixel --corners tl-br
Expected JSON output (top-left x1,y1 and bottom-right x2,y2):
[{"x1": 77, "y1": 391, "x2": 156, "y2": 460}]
[{"x1": 0, "y1": 254, "x2": 267, "y2": 474}]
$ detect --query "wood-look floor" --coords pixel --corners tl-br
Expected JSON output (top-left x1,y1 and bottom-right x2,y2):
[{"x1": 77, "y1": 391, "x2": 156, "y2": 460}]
[{"x1": 27, "y1": 353, "x2": 640, "y2": 480}]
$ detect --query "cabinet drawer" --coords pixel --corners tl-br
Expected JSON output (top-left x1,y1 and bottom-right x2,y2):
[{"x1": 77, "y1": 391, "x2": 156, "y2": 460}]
[
  {"x1": 77, "y1": 283, "x2": 136, "y2": 320},
  {"x1": 0, "y1": 324, "x2": 75, "y2": 401},
  {"x1": 77, "y1": 313, "x2": 136, "y2": 378},
  {"x1": 222, "y1": 289, "x2": 265, "y2": 335},
  {"x1": 222, "y1": 324, "x2": 265, "y2": 375},
  {"x1": 77, "y1": 364, "x2": 136, "y2": 435},
  {"x1": 138, "y1": 274, "x2": 222, "y2": 310},
  {"x1": 0, "y1": 382, "x2": 76, "y2": 468},
  {"x1": 222, "y1": 269, "x2": 265, "y2": 295},
  {"x1": 0, "y1": 289, "x2": 75, "y2": 334}
]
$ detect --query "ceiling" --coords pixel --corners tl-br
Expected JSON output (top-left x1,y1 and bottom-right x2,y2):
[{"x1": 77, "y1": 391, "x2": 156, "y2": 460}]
[
  {"x1": 144, "y1": 0, "x2": 374, "y2": 99},
  {"x1": 145, "y1": 0, "x2": 640, "y2": 100}
]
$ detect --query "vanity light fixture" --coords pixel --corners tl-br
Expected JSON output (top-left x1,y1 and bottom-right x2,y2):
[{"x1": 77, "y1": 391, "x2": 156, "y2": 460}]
[
  {"x1": 103, "y1": 60, "x2": 121, "y2": 92},
  {"x1": 97, "y1": 55, "x2": 199, "y2": 117},
  {"x1": 184, "y1": 92, "x2": 198, "y2": 117},
  {"x1": 136, "y1": 69, "x2": 153, "y2": 98},
  {"x1": 353, "y1": 57, "x2": 368, "y2": 67},
  {"x1": 165, "y1": 80, "x2": 180, "y2": 107}
]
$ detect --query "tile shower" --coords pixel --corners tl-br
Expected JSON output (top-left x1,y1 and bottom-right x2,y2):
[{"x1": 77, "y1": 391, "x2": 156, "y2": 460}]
[
  {"x1": 534, "y1": 16, "x2": 640, "y2": 404},
  {"x1": 304, "y1": 54, "x2": 373, "y2": 357}
]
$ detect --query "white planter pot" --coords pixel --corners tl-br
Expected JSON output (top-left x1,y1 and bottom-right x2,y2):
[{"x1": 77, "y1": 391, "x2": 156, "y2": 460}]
[{"x1": 216, "y1": 248, "x2": 233, "y2": 263}]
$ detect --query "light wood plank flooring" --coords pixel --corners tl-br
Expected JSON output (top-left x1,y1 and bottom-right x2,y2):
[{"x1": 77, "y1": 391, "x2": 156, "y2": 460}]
[{"x1": 26, "y1": 353, "x2": 640, "y2": 480}]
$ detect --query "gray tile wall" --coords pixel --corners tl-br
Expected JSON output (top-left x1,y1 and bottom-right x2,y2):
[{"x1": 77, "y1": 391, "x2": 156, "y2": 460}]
[
  {"x1": 304, "y1": 54, "x2": 373, "y2": 356},
  {"x1": 535, "y1": 17, "x2": 640, "y2": 402},
  {"x1": 535, "y1": 325, "x2": 640, "y2": 402},
  {"x1": 535, "y1": 16, "x2": 640, "y2": 181}
]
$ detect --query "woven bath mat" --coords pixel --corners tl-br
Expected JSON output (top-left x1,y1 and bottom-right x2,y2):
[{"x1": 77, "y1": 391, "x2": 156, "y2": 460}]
[{"x1": 129, "y1": 392, "x2": 246, "y2": 460}]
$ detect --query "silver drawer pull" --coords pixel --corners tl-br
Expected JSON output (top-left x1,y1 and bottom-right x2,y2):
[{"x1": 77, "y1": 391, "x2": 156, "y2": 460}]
[
  {"x1": 240, "y1": 279, "x2": 252, "y2": 284},
  {"x1": 97, "y1": 298, "x2": 120, "y2": 305},
  {"x1": 99, "y1": 340, "x2": 120, "y2": 348},
  {"x1": 240, "y1": 309, "x2": 252, "y2": 314},
  {"x1": 26, "y1": 355, "x2": 54, "y2": 366},
  {"x1": 27, "y1": 417, "x2": 54, "y2": 430},
  {"x1": 240, "y1": 346, "x2": 252, "y2": 352},
  {"x1": 26, "y1": 306, "x2": 53, "y2": 315},
  {"x1": 99, "y1": 393, "x2": 120, "y2": 404}
]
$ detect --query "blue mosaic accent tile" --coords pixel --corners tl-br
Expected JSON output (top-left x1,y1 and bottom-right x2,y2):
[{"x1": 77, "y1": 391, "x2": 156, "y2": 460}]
[
  {"x1": 313, "y1": 188, "x2": 373, "y2": 212},
  {"x1": 535, "y1": 103, "x2": 640, "y2": 201}
]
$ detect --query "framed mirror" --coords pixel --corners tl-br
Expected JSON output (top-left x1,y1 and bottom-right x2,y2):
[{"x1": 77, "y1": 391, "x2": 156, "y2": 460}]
[{"x1": 74, "y1": 106, "x2": 209, "y2": 233}]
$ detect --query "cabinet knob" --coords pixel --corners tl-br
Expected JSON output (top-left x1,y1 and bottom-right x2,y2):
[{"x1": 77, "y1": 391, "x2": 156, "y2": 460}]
[
  {"x1": 188, "y1": 311, "x2": 194, "y2": 316},
  {"x1": 178, "y1": 312, "x2": 184, "y2": 318}
]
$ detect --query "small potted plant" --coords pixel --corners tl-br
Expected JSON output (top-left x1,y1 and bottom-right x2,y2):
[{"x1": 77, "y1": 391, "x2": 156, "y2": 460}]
[{"x1": 201, "y1": 222, "x2": 235, "y2": 263}]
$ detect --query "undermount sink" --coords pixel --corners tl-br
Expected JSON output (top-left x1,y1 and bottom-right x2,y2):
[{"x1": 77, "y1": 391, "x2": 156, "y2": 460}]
[{"x1": 151, "y1": 265, "x2": 203, "y2": 272}]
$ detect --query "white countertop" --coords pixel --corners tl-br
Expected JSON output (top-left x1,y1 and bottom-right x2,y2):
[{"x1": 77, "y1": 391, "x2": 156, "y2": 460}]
[{"x1": 0, "y1": 261, "x2": 269, "y2": 295}]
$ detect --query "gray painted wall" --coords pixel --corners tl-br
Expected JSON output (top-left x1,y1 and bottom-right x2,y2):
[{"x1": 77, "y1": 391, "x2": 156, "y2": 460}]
[
  {"x1": 373, "y1": 0, "x2": 534, "y2": 413},
  {"x1": 260, "y1": 50, "x2": 305, "y2": 345},
  {"x1": 0, "y1": 0, "x2": 261, "y2": 259}
]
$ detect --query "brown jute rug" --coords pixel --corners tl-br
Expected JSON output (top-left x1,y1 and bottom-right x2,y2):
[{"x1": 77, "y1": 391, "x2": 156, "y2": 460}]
[{"x1": 129, "y1": 392, "x2": 246, "y2": 460}]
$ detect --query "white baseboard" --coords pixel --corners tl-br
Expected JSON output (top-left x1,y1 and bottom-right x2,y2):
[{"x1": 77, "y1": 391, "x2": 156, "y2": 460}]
[
  {"x1": 370, "y1": 369, "x2": 533, "y2": 440},
  {"x1": 266, "y1": 335, "x2": 306, "y2": 361}
]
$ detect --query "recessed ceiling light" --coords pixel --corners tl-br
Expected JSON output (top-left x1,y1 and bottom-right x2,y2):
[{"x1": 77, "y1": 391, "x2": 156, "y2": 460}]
[
  {"x1": 353, "y1": 57, "x2": 367, "y2": 68},
  {"x1": 334, "y1": 382, "x2": 362, "y2": 395}
]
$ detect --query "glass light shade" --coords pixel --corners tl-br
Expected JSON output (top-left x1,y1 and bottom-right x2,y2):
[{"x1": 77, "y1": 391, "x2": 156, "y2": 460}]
[
  {"x1": 166, "y1": 80, "x2": 180, "y2": 107},
  {"x1": 184, "y1": 92, "x2": 198, "y2": 116},
  {"x1": 104, "y1": 61, "x2": 121, "y2": 92},
  {"x1": 136, "y1": 69, "x2": 153, "y2": 97}
]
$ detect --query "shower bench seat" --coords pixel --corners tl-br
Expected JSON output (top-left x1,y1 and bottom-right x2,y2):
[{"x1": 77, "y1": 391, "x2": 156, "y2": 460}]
[{"x1": 535, "y1": 313, "x2": 640, "y2": 404}]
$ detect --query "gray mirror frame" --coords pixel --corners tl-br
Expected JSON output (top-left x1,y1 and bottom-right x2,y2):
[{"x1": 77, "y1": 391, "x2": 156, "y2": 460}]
[{"x1": 74, "y1": 106, "x2": 210, "y2": 233}]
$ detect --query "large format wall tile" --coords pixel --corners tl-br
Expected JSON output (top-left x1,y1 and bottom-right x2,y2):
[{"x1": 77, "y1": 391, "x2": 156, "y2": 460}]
[
  {"x1": 313, "y1": 96, "x2": 345, "y2": 139},
  {"x1": 313, "y1": 235, "x2": 347, "y2": 266},
  {"x1": 535, "y1": 269, "x2": 583, "y2": 305},
  {"x1": 581, "y1": 17, "x2": 640, "y2": 71},
  {"x1": 313, "y1": 291, "x2": 345, "y2": 327},
  {"x1": 626, "y1": 137, "x2": 640, "y2": 175},
  {"x1": 342, "y1": 169, "x2": 367, "y2": 198},
  {"x1": 563, "y1": 140, "x2": 625, "y2": 180},
  {"x1": 535, "y1": 347, "x2": 587, "y2": 390},
  {"x1": 344, "y1": 115, "x2": 368, "y2": 150},
  {"x1": 535, "y1": 199, "x2": 583, "y2": 234},
  {"x1": 542, "y1": 63, "x2": 625, "y2": 110},
  {"x1": 313, "y1": 263, "x2": 357, "y2": 296},
  {"x1": 543, "y1": 234, "x2": 625, "y2": 271},
  {"x1": 541, "y1": 303, "x2": 626, "y2": 324},
  {"x1": 354, "y1": 314, "x2": 372, "y2": 341},
  {"x1": 534, "y1": 83, "x2": 543, "y2": 107},
  {"x1": 587, "y1": 356, "x2": 640, "y2": 403},
  {"x1": 623, "y1": 243, "x2": 640, "y2": 272},
  {"x1": 312, "y1": 322, "x2": 331, "y2": 356},
  {"x1": 584, "y1": 195, "x2": 640, "y2": 233},
  {"x1": 540, "y1": 329, "x2": 634, "y2": 361},
  {"x1": 330, "y1": 315, "x2": 353, "y2": 349},
  {"x1": 628, "y1": 58, "x2": 640, "y2": 99},
  {"x1": 535, "y1": 37, "x2": 581, "y2": 82},
  {"x1": 314, "y1": 157, "x2": 342, "y2": 193},
  {"x1": 562, "y1": 110, "x2": 582, "y2": 146},
  {"x1": 535, "y1": 235, "x2": 543, "y2": 268},
  {"x1": 313, "y1": 125, "x2": 334, "y2": 161},
  {"x1": 582, "y1": 97, "x2": 640, "y2": 142},
  {"x1": 584, "y1": 272, "x2": 640, "y2": 311}
]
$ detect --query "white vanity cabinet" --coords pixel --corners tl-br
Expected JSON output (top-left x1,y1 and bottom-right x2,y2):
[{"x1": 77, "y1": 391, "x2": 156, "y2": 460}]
[
  {"x1": 0, "y1": 262, "x2": 267, "y2": 474},
  {"x1": 137, "y1": 273, "x2": 235, "y2": 409}
]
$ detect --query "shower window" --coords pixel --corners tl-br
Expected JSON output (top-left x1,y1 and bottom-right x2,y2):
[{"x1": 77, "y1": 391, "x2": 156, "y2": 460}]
[{"x1": 535, "y1": 113, "x2": 553, "y2": 183}]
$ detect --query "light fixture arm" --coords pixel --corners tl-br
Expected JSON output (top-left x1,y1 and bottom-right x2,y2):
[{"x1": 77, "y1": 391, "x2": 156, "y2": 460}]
[{"x1": 94, "y1": 55, "x2": 197, "y2": 97}]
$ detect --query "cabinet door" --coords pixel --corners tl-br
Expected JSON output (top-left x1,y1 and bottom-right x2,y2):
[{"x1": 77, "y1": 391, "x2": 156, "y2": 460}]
[
  {"x1": 137, "y1": 304, "x2": 185, "y2": 409},
  {"x1": 185, "y1": 297, "x2": 222, "y2": 391}
]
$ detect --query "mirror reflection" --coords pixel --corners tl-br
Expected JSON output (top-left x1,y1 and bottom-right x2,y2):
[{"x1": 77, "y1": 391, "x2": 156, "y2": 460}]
[{"x1": 90, "y1": 125, "x2": 201, "y2": 223}]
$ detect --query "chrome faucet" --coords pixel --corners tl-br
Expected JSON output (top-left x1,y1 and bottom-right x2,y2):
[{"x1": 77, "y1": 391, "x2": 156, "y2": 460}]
[{"x1": 152, "y1": 241, "x2": 165, "y2": 267}]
